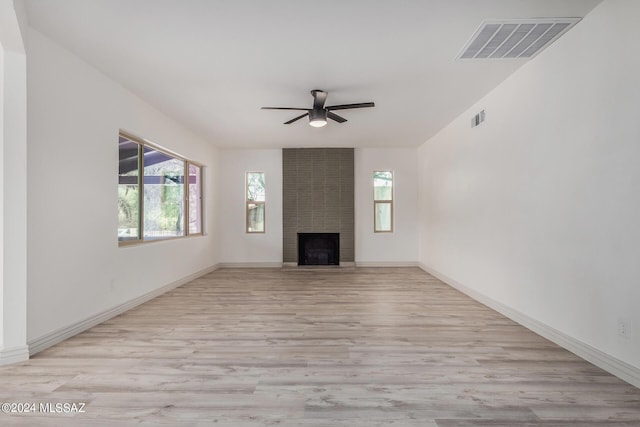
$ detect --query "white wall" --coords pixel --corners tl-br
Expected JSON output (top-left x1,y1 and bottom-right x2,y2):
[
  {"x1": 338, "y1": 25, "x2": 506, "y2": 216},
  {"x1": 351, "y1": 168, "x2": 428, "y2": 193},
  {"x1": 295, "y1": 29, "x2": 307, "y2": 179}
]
[
  {"x1": 217, "y1": 147, "x2": 419, "y2": 266},
  {"x1": 218, "y1": 149, "x2": 282, "y2": 266},
  {"x1": 0, "y1": 43, "x2": 4, "y2": 350},
  {"x1": 418, "y1": 0, "x2": 640, "y2": 379},
  {"x1": 355, "y1": 148, "x2": 418, "y2": 265},
  {"x1": 27, "y1": 28, "x2": 220, "y2": 344},
  {"x1": 0, "y1": 0, "x2": 28, "y2": 364}
]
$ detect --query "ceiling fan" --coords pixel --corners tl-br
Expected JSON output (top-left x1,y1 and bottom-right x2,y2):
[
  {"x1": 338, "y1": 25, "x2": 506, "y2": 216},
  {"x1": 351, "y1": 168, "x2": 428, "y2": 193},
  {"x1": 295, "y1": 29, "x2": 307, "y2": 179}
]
[{"x1": 261, "y1": 90, "x2": 375, "y2": 127}]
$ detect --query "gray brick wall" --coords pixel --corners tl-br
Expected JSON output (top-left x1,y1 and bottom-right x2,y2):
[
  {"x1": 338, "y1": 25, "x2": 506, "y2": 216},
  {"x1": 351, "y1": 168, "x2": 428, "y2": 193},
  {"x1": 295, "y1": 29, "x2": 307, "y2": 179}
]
[{"x1": 282, "y1": 148, "x2": 354, "y2": 263}]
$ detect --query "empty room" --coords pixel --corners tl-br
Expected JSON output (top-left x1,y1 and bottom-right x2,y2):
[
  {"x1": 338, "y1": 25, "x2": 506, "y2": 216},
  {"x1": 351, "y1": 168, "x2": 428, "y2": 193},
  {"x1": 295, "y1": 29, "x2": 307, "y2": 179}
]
[{"x1": 1, "y1": 0, "x2": 639, "y2": 425}]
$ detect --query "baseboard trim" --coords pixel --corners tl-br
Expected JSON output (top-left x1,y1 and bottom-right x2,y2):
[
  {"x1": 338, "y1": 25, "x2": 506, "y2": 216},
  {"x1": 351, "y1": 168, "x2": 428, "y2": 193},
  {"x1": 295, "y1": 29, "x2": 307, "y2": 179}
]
[
  {"x1": 282, "y1": 262, "x2": 356, "y2": 269},
  {"x1": 282, "y1": 261, "x2": 417, "y2": 268},
  {"x1": 418, "y1": 263, "x2": 640, "y2": 389},
  {"x1": 28, "y1": 264, "x2": 220, "y2": 356},
  {"x1": 0, "y1": 345, "x2": 29, "y2": 366},
  {"x1": 218, "y1": 262, "x2": 283, "y2": 268},
  {"x1": 355, "y1": 261, "x2": 419, "y2": 267}
]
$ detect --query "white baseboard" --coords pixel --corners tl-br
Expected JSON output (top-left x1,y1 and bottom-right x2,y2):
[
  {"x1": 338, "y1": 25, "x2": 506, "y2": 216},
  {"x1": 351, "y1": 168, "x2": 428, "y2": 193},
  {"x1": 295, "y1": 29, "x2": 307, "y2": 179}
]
[
  {"x1": 218, "y1": 262, "x2": 283, "y2": 268},
  {"x1": 282, "y1": 262, "x2": 356, "y2": 268},
  {"x1": 28, "y1": 264, "x2": 220, "y2": 356},
  {"x1": 0, "y1": 345, "x2": 29, "y2": 366},
  {"x1": 418, "y1": 263, "x2": 640, "y2": 389},
  {"x1": 147, "y1": 262, "x2": 420, "y2": 269},
  {"x1": 356, "y1": 261, "x2": 419, "y2": 267},
  {"x1": 283, "y1": 261, "x2": 420, "y2": 268}
]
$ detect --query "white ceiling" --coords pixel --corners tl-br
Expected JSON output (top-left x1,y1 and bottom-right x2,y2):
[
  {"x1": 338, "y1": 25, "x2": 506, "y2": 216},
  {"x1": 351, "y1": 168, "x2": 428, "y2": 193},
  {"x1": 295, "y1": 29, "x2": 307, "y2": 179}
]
[{"x1": 24, "y1": 0, "x2": 601, "y2": 148}]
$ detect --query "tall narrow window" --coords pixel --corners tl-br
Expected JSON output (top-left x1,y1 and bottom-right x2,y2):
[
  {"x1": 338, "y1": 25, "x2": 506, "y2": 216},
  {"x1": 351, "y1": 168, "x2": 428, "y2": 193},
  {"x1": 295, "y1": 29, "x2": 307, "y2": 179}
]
[
  {"x1": 118, "y1": 132, "x2": 203, "y2": 245},
  {"x1": 118, "y1": 136, "x2": 141, "y2": 241},
  {"x1": 188, "y1": 163, "x2": 202, "y2": 235},
  {"x1": 246, "y1": 172, "x2": 265, "y2": 233},
  {"x1": 373, "y1": 171, "x2": 393, "y2": 232}
]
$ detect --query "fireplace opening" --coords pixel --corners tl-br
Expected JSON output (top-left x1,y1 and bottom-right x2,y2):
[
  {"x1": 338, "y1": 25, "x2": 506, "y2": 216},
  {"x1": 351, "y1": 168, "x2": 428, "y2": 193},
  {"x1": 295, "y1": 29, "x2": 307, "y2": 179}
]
[{"x1": 298, "y1": 233, "x2": 339, "y2": 266}]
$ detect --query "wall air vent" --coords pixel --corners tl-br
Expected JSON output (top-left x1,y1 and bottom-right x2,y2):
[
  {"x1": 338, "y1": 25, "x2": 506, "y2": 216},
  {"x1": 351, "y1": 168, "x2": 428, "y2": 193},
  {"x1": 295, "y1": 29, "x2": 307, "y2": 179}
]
[
  {"x1": 471, "y1": 110, "x2": 485, "y2": 128},
  {"x1": 457, "y1": 18, "x2": 581, "y2": 60}
]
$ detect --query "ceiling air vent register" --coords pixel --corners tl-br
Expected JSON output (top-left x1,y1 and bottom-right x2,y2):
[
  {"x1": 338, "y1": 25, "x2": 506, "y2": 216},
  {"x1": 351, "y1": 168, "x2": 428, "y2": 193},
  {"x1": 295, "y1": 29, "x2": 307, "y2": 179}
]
[{"x1": 457, "y1": 18, "x2": 581, "y2": 60}]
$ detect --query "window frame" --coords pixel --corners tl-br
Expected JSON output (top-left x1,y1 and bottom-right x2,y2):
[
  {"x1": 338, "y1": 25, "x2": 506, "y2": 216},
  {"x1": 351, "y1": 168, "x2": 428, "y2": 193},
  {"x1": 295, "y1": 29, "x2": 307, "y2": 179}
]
[
  {"x1": 373, "y1": 170, "x2": 394, "y2": 233},
  {"x1": 118, "y1": 131, "x2": 204, "y2": 246},
  {"x1": 246, "y1": 171, "x2": 266, "y2": 234}
]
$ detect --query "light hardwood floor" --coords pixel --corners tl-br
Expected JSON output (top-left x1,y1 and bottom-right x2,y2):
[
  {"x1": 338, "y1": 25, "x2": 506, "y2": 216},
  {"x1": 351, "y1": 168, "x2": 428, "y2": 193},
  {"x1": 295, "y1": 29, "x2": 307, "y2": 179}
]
[{"x1": 1, "y1": 267, "x2": 639, "y2": 426}]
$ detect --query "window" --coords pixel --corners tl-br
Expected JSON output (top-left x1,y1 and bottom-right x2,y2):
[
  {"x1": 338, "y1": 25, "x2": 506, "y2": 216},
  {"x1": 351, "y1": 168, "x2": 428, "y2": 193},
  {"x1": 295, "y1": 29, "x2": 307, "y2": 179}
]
[
  {"x1": 188, "y1": 163, "x2": 203, "y2": 235},
  {"x1": 118, "y1": 137, "x2": 140, "y2": 241},
  {"x1": 118, "y1": 132, "x2": 203, "y2": 245},
  {"x1": 143, "y1": 146, "x2": 185, "y2": 240},
  {"x1": 373, "y1": 171, "x2": 393, "y2": 232},
  {"x1": 246, "y1": 172, "x2": 265, "y2": 233}
]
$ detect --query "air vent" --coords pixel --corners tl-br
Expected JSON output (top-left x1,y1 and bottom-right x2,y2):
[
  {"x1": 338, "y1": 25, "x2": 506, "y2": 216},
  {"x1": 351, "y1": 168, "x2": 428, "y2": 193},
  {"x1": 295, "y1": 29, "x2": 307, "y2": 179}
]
[
  {"x1": 471, "y1": 110, "x2": 485, "y2": 128},
  {"x1": 457, "y1": 18, "x2": 581, "y2": 60}
]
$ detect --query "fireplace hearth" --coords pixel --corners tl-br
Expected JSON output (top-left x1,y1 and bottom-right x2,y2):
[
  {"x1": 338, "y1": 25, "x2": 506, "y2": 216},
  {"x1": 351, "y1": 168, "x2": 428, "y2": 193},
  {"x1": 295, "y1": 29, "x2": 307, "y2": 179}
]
[{"x1": 298, "y1": 233, "x2": 340, "y2": 266}]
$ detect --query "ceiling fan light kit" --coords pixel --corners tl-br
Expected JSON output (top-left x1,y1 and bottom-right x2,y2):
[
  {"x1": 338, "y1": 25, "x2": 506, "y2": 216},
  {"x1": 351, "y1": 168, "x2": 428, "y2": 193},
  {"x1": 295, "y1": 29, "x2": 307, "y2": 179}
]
[
  {"x1": 262, "y1": 90, "x2": 375, "y2": 127},
  {"x1": 308, "y1": 109, "x2": 328, "y2": 127}
]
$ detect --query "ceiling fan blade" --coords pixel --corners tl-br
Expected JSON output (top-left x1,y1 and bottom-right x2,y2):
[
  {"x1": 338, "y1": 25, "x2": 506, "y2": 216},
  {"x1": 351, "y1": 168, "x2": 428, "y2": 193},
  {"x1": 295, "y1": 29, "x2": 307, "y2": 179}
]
[
  {"x1": 326, "y1": 102, "x2": 375, "y2": 111},
  {"x1": 311, "y1": 90, "x2": 328, "y2": 110},
  {"x1": 261, "y1": 107, "x2": 309, "y2": 111},
  {"x1": 327, "y1": 112, "x2": 347, "y2": 123},
  {"x1": 284, "y1": 112, "x2": 309, "y2": 124}
]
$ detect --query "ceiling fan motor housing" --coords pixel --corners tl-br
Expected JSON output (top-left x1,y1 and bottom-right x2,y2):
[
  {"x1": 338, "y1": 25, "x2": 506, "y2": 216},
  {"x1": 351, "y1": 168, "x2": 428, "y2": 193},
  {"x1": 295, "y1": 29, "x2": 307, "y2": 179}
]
[{"x1": 309, "y1": 108, "x2": 327, "y2": 122}]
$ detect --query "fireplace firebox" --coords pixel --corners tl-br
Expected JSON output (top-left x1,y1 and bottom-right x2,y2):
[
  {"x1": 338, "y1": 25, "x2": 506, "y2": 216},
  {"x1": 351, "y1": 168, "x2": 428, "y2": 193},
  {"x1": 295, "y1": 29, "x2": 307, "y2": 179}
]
[{"x1": 298, "y1": 233, "x2": 339, "y2": 266}]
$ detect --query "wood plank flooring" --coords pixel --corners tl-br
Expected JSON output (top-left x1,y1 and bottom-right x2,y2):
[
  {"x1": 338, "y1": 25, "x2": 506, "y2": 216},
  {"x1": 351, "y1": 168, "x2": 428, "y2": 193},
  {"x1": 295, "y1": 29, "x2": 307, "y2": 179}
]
[{"x1": 1, "y1": 267, "x2": 639, "y2": 426}]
